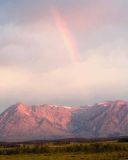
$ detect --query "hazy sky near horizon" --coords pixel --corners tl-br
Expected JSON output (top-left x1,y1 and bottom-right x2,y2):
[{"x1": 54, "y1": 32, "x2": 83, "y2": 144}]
[{"x1": 0, "y1": 0, "x2": 128, "y2": 111}]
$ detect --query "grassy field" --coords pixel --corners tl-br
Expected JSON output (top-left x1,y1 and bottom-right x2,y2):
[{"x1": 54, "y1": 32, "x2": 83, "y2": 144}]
[
  {"x1": 0, "y1": 140, "x2": 128, "y2": 160},
  {"x1": 0, "y1": 152, "x2": 128, "y2": 160}
]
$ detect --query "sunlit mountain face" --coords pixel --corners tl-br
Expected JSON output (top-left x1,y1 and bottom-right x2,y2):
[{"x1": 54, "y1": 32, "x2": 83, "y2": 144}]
[
  {"x1": 0, "y1": 100, "x2": 128, "y2": 142},
  {"x1": 0, "y1": 1, "x2": 128, "y2": 113}
]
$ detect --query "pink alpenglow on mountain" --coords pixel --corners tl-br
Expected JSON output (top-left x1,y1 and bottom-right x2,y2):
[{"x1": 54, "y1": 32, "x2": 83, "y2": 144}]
[{"x1": 0, "y1": 100, "x2": 128, "y2": 142}]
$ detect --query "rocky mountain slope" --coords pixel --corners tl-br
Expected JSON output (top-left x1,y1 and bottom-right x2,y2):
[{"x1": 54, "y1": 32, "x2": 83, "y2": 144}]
[{"x1": 0, "y1": 100, "x2": 128, "y2": 141}]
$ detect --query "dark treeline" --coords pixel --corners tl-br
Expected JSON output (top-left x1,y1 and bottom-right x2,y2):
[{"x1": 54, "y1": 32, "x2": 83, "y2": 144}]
[
  {"x1": 0, "y1": 137, "x2": 128, "y2": 147},
  {"x1": 118, "y1": 137, "x2": 128, "y2": 142},
  {"x1": 0, "y1": 137, "x2": 127, "y2": 155},
  {"x1": 0, "y1": 136, "x2": 125, "y2": 146},
  {"x1": 0, "y1": 142, "x2": 128, "y2": 155}
]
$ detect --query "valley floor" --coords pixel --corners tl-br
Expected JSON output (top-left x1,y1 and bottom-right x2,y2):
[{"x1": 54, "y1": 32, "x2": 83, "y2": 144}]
[
  {"x1": 0, "y1": 152, "x2": 128, "y2": 160},
  {"x1": 0, "y1": 140, "x2": 128, "y2": 160}
]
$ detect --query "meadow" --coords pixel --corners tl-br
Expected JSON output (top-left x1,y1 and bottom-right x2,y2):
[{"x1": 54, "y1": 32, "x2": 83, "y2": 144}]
[{"x1": 0, "y1": 139, "x2": 128, "y2": 160}]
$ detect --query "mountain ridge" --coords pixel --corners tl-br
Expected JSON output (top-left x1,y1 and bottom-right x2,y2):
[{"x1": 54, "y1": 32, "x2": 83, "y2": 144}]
[{"x1": 0, "y1": 100, "x2": 128, "y2": 142}]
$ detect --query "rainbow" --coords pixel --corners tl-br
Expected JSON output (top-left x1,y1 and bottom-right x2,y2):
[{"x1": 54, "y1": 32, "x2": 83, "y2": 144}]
[{"x1": 51, "y1": 7, "x2": 79, "y2": 64}]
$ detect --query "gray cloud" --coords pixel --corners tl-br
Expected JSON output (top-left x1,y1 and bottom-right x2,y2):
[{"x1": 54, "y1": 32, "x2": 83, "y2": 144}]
[
  {"x1": 0, "y1": 0, "x2": 128, "y2": 26},
  {"x1": 0, "y1": 0, "x2": 128, "y2": 111}
]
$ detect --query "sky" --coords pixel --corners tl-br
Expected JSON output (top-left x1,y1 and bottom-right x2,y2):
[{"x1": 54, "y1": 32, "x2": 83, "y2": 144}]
[{"x1": 0, "y1": 0, "x2": 128, "y2": 111}]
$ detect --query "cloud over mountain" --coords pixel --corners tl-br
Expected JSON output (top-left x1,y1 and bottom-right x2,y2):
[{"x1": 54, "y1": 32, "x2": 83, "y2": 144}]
[{"x1": 0, "y1": 0, "x2": 128, "y2": 110}]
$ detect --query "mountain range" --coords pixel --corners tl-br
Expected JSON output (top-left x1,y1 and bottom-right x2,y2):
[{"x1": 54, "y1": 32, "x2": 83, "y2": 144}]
[{"x1": 0, "y1": 100, "x2": 128, "y2": 142}]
